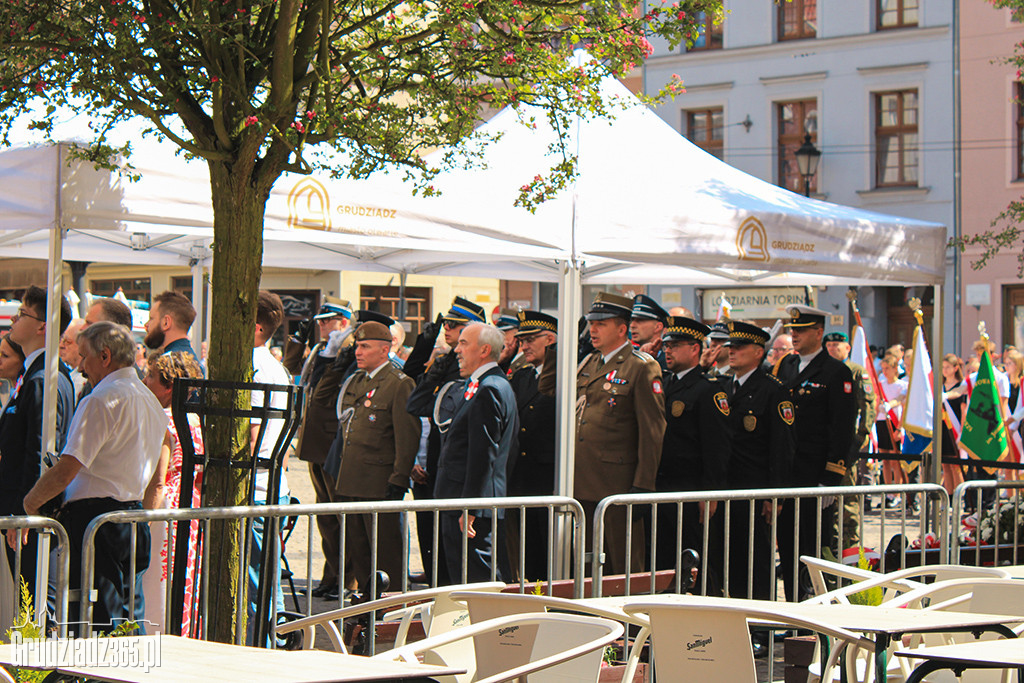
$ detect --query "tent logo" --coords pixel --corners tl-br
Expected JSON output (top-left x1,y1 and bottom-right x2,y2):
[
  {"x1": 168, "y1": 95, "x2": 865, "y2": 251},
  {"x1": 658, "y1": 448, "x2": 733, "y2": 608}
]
[
  {"x1": 736, "y1": 217, "x2": 770, "y2": 263},
  {"x1": 288, "y1": 179, "x2": 331, "y2": 231}
]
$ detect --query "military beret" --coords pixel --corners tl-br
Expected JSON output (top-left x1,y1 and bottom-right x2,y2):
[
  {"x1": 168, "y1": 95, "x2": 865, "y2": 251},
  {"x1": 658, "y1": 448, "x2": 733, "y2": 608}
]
[{"x1": 823, "y1": 331, "x2": 849, "y2": 343}]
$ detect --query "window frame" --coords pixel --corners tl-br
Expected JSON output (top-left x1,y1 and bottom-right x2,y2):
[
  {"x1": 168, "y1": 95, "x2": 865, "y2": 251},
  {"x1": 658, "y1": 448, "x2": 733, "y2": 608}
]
[
  {"x1": 684, "y1": 107, "x2": 725, "y2": 159},
  {"x1": 776, "y1": 99, "x2": 819, "y2": 194},
  {"x1": 874, "y1": 89, "x2": 919, "y2": 188},
  {"x1": 777, "y1": 0, "x2": 817, "y2": 42},
  {"x1": 876, "y1": 0, "x2": 919, "y2": 31},
  {"x1": 688, "y1": 11, "x2": 723, "y2": 51},
  {"x1": 1016, "y1": 82, "x2": 1024, "y2": 181}
]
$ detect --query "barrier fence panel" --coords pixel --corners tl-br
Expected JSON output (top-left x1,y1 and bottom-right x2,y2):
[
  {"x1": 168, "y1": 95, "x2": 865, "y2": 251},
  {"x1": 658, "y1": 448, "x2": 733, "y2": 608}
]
[
  {"x1": 0, "y1": 516, "x2": 70, "y2": 637},
  {"x1": 591, "y1": 484, "x2": 949, "y2": 600},
  {"x1": 952, "y1": 480, "x2": 1024, "y2": 566},
  {"x1": 79, "y1": 496, "x2": 584, "y2": 650}
]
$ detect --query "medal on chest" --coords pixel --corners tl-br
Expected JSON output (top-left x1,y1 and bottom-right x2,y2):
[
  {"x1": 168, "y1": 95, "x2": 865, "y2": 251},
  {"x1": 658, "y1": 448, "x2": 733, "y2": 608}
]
[
  {"x1": 11, "y1": 375, "x2": 23, "y2": 400},
  {"x1": 363, "y1": 387, "x2": 376, "y2": 408},
  {"x1": 464, "y1": 379, "x2": 479, "y2": 400}
]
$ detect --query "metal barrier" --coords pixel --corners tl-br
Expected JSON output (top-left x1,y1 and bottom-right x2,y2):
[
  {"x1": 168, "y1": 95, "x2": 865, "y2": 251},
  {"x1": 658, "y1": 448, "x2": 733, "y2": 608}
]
[
  {"x1": 591, "y1": 484, "x2": 949, "y2": 599},
  {"x1": 952, "y1": 479, "x2": 1024, "y2": 566},
  {"x1": 79, "y1": 496, "x2": 585, "y2": 647},
  {"x1": 0, "y1": 516, "x2": 71, "y2": 637}
]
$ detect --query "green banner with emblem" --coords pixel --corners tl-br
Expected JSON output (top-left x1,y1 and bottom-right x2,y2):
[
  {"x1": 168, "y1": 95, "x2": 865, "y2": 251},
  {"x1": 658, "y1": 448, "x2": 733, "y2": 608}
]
[{"x1": 959, "y1": 349, "x2": 1009, "y2": 462}]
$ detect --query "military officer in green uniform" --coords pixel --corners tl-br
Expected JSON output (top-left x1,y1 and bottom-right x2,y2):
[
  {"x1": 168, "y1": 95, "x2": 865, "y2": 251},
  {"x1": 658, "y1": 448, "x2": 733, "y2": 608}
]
[
  {"x1": 825, "y1": 331, "x2": 878, "y2": 547},
  {"x1": 575, "y1": 292, "x2": 666, "y2": 574},
  {"x1": 334, "y1": 321, "x2": 421, "y2": 593}
]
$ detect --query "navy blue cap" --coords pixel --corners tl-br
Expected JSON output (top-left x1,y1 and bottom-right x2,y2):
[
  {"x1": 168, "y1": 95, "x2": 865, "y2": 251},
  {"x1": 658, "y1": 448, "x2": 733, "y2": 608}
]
[
  {"x1": 631, "y1": 294, "x2": 669, "y2": 324},
  {"x1": 707, "y1": 322, "x2": 730, "y2": 341},
  {"x1": 724, "y1": 321, "x2": 770, "y2": 347},
  {"x1": 442, "y1": 296, "x2": 486, "y2": 324},
  {"x1": 494, "y1": 308, "x2": 520, "y2": 331},
  {"x1": 515, "y1": 310, "x2": 558, "y2": 336},
  {"x1": 355, "y1": 309, "x2": 395, "y2": 327},
  {"x1": 661, "y1": 316, "x2": 710, "y2": 343}
]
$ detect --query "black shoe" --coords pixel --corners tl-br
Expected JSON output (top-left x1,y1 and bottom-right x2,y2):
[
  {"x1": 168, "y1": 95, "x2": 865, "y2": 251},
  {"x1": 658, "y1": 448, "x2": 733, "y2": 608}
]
[
  {"x1": 311, "y1": 581, "x2": 338, "y2": 598},
  {"x1": 751, "y1": 632, "x2": 770, "y2": 658}
]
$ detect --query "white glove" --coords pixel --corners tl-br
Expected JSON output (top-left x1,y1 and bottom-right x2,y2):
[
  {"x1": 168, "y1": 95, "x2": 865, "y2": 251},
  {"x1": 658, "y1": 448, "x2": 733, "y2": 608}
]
[
  {"x1": 320, "y1": 326, "x2": 355, "y2": 358},
  {"x1": 818, "y1": 485, "x2": 836, "y2": 510}
]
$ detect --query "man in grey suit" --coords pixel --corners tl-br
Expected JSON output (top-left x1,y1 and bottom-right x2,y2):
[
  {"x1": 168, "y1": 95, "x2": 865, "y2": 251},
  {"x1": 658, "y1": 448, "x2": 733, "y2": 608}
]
[{"x1": 434, "y1": 323, "x2": 519, "y2": 583}]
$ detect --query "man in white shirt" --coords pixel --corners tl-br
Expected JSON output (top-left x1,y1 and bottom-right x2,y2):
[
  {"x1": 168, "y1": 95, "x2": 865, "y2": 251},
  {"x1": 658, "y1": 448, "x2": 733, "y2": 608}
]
[
  {"x1": 247, "y1": 291, "x2": 292, "y2": 645},
  {"x1": 15, "y1": 321, "x2": 166, "y2": 632}
]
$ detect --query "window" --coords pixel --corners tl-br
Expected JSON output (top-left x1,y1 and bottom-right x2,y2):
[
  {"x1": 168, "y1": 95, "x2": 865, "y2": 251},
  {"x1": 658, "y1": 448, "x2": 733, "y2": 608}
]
[
  {"x1": 90, "y1": 278, "x2": 151, "y2": 303},
  {"x1": 689, "y1": 11, "x2": 723, "y2": 51},
  {"x1": 685, "y1": 108, "x2": 724, "y2": 159},
  {"x1": 778, "y1": 0, "x2": 816, "y2": 41},
  {"x1": 360, "y1": 285, "x2": 431, "y2": 335},
  {"x1": 777, "y1": 100, "x2": 818, "y2": 193},
  {"x1": 877, "y1": 0, "x2": 918, "y2": 30},
  {"x1": 1016, "y1": 83, "x2": 1024, "y2": 180},
  {"x1": 875, "y1": 89, "x2": 919, "y2": 187}
]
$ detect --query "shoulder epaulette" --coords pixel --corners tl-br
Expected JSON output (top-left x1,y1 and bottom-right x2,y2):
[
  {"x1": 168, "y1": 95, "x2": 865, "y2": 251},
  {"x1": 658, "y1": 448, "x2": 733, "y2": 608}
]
[
  {"x1": 766, "y1": 373, "x2": 784, "y2": 385},
  {"x1": 632, "y1": 348, "x2": 655, "y2": 363}
]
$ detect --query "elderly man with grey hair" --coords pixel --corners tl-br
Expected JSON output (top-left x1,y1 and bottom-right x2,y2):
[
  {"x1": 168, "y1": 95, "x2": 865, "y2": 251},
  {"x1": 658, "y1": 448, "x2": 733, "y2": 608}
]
[
  {"x1": 433, "y1": 322, "x2": 519, "y2": 582},
  {"x1": 16, "y1": 321, "x2": 167, "y2": 631}
]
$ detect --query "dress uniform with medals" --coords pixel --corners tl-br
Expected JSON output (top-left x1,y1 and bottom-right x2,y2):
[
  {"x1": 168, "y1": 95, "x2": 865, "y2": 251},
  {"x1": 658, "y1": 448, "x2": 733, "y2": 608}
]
[
  {"x1": 507, "y1": 311, "x2": 558, "y2": 580},
  {"x1": 575, "y1": 292, "x2": 666, "y2": 574},
  {"x1": 653, "y1": 317, "x2": 731, "y2": 589},
  {"x1": 630, "y1": 294, "x2": 669, "y2": 370},
  {"x1": 405, "y1": 296, "x2": 486, "y2": 584},
  {"x1": 722, "y1": 321, "x2": 794, "y2": 605},
  {"x1": 332, "y1": 321, "x2": 421, "y2": 593},
  {"x1": 772, "y1": 305, "x2": 856, "y2": 602}
]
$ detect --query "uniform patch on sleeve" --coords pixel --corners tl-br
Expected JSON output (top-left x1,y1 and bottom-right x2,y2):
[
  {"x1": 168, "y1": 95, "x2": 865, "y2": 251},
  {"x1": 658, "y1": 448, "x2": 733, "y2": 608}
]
[
  {"x1": 779, "y1": 401, "x2": 795, "y2": 425},
  {"x1": 843, "y1": 382, "x2": 852, "y2": 394},
  {"x1": 652, "y1": 380, "x2": 663, "y2": 394},
  {"x1": 713, "y1": 391, "x2": 730, "y2": 416}
]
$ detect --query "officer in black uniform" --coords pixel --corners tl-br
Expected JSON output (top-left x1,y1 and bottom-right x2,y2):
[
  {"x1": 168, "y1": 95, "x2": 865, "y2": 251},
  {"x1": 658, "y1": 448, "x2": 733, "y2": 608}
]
[
  {"x1": 772, "y1": 305, "x2": 856, "y2": 602},
  {"x1": 405, "y1": 296, "x2": 487, "y2": 585},
  {"x1": 506, "y1": 310, "x2": 558, "y2": 580},
  {"x1": 653, "y1": 317, "x2": 731, "y2": 592},
  {"x1": 630, "y1": 294, "x2": 669, "y2": 370},
  {"x1": 724, "y1": 320, "x2": 795, "y2": 656}
]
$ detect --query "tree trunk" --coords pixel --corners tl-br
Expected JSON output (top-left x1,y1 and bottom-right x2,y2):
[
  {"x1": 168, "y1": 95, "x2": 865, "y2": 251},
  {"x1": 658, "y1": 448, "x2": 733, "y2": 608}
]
[{"x1": 202, "y1": 161, "x2": 267, "y2": 644}]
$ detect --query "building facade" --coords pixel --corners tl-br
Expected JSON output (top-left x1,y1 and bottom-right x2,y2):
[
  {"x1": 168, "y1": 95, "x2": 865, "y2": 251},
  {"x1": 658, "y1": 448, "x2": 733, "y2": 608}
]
[
  {"x1": 959, "y1": 1, "x2": 1024, "y2": 354},
  {"x1": 642, "y1": 0, "x2": 956, "y2": 352}
]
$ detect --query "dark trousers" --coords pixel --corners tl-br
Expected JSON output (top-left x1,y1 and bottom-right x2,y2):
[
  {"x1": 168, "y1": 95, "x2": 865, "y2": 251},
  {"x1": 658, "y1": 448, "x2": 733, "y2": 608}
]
[
  {"x1": 412, "y1": 480, "x2": 449, "y2": 585},
  {"x1": 441, "y1": 513, "x2": 503, "y2": 584},
  {"x1": 308, "y1": 462, "x2": 345, "y2": 587},
  {"x1": 777, "y1": 498, "x2": 835, "y2": 602},
  {"x1": 504, "y1": 506, "x2": 552, "y2": 583},
  {"x1": 62, "y1": 498, "x2": 148, "y2": 633},
  {"x1": 6, "y1": 533, "x2": 42, "y2": 609},
  {"x1": 651, "y1": 501, "x2": 723, "y2": 595},
  {"x1": 721, "y1": 500, "x2": 773, "y2": 600}
]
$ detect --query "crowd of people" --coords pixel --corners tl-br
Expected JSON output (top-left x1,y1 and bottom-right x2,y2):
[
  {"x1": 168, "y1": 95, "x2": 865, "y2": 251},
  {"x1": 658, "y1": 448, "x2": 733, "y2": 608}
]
[{"x1": 1, "y1": 282, "x2": 1017, "y2": 652}]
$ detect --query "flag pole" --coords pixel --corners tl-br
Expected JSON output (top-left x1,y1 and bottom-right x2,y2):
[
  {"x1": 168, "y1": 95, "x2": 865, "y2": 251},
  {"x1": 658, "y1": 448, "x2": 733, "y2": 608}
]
[{"x1": 847, "y1": 289, "x2": 899, "y2": 450}]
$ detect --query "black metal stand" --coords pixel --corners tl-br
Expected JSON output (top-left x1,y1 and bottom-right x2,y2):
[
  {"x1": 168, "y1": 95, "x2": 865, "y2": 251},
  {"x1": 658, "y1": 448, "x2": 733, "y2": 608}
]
[{"x1": 168, "y1": 378, "x2": 304, "y2": 646}]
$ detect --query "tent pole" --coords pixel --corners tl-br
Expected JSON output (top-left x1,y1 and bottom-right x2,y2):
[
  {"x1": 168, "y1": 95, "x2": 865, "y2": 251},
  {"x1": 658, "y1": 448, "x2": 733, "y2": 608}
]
[
  {"x1": 41, "y1": 144, "x2": 65, "y2": 466},
  {"x1": 931, "y1": 284, "x2": 944, "y2": 489},
  {"x1": 190, "y1": 243, "x2": 206, "y2": 355},
  {"x1": 554, "y1": 259, "x2": 580, "y2": 579}
]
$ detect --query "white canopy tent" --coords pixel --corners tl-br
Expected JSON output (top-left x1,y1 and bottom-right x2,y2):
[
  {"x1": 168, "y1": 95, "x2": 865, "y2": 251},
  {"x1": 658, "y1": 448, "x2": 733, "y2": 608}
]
[{"x1": 0, "y1": 51, "x2": 948, "y2": 486}]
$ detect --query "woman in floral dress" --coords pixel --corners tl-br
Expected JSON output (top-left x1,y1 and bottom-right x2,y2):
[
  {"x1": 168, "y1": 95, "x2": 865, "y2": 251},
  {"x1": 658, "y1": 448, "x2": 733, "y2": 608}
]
[{"x1": 142, "y1": 351, "x2": 204, "y2": 636}]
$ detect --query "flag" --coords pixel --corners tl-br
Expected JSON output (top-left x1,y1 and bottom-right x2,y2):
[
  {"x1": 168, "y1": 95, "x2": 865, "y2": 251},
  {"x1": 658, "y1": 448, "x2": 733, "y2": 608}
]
[
  {"x1": 901, "y1": 325, "x2": 933, "y2": 456},
  {"x1": 852, "y1": 326, "x2": 883, "y2": 450},
  {"x1": 959, "y1": 348, "x2": 1010, "y2": 462},
  {"x1": 716, "y1": 293, "x2": 732, "y2": 321}
]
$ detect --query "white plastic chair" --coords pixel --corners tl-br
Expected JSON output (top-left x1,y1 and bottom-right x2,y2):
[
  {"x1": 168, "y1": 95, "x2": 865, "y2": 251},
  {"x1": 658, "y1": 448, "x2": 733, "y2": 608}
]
[
  {"x1": 373, "y1": 612, "x2": 624, "y2": 683},
  {"x1": 623, "y1": 596, "x2": 875, "y2": 683},
  {"x1": 275, "y1": 581, "x2": 505, "y2": 653},
  {"x1": 800, "y1": 557, "x2": 1011, "y2": 606},
  {"x1": 450, "y1": 590, "x2": 651, "y2": 683}
]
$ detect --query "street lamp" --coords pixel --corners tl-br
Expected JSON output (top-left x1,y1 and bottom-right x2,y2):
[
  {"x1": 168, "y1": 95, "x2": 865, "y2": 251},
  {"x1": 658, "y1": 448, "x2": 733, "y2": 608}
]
[{"x1": 794, "y1": 133, "x2": 821, "y2": 198}]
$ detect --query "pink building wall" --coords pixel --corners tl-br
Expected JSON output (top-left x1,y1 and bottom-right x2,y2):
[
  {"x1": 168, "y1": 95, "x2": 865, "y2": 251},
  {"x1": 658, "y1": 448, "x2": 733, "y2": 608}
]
[{"x1": 960, "y1": 1, "x2": 1024, "y2": 355}]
